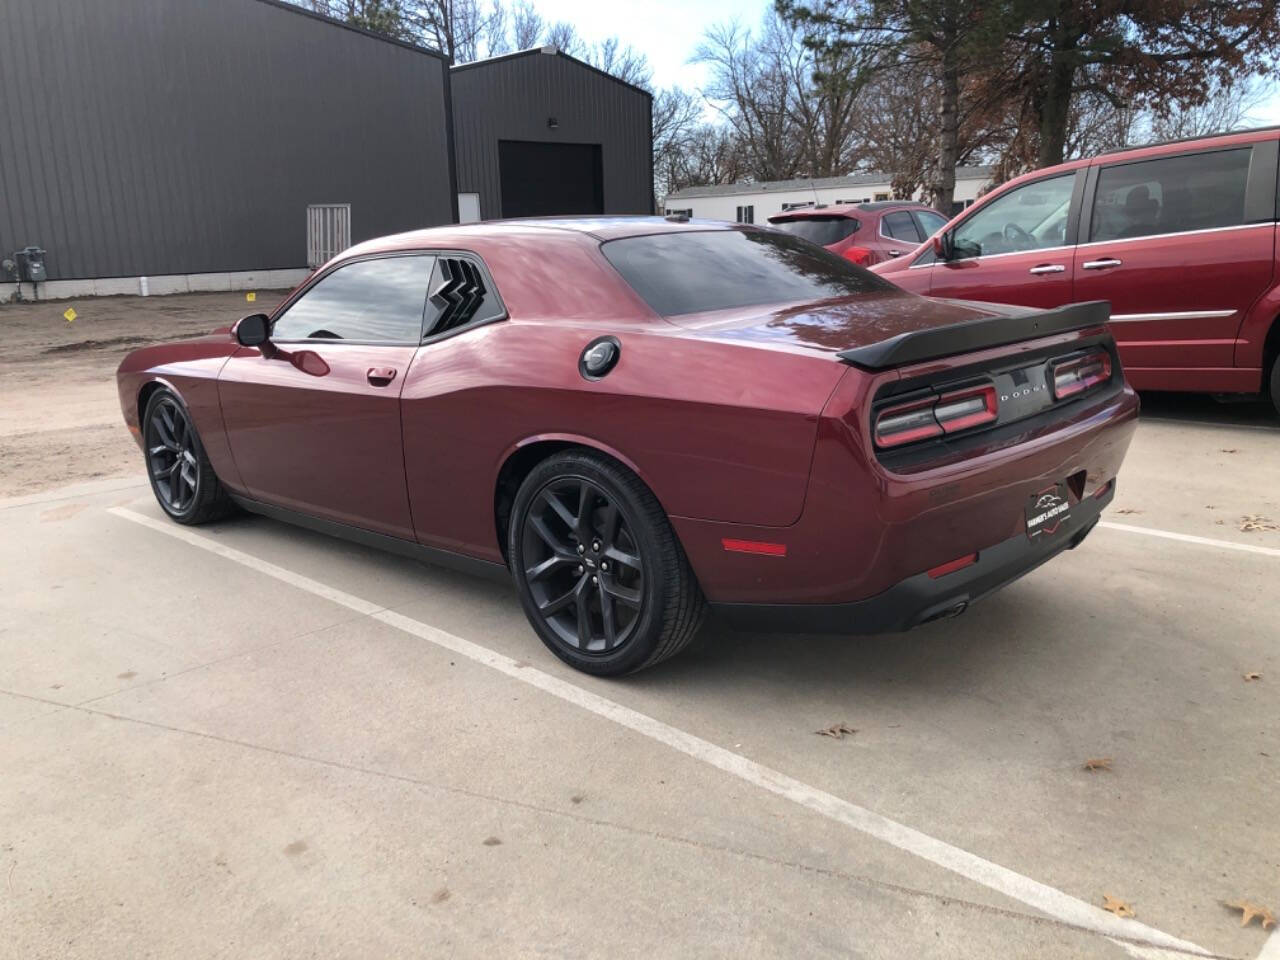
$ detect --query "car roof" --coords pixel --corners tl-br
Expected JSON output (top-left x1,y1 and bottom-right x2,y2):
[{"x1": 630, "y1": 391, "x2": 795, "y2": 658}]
[
  {"x1": 767, "y1": 201, "x2": 936, "y2": 222},
  {"x1": 344, "y1": 216, "x2": 742, "y2": 257}
]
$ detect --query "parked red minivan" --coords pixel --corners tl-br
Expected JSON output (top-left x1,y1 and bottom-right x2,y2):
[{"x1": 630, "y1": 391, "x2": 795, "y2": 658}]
[
  {"x1": 770, "y1": 201, "x2": 949, "y2": 266},
  {"x1": 872, "y1": 128, "x2": 1280, "y2": 413}
]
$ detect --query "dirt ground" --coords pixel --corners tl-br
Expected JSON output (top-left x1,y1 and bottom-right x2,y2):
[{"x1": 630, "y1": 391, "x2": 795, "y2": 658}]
[{"x1": 0, "y1": 290, "x2": 291, "y2": 498}]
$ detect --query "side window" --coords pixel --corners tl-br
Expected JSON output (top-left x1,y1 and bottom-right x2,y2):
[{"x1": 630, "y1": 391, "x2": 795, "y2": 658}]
[
  {"x1": 881, "y1": 211, "x2": 922, "y2": 242},
  {"x1": 952, "y1": 173, "x2": 1074, "y2": 260},
  {"x1": 914, "y1": 210, "x2": 948, "y2": 238},
  {"x1": 422, "y1": 255, "x2": 505, "y2": 338},
  {"x1": 1089, "y1": 148, "x2": 1251, "y2": 243},
  {"x1": 272, "y1": 256, "x2": 432, "y2": 342}
]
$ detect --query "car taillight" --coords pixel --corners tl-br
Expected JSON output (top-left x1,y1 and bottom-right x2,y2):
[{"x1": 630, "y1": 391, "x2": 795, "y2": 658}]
[
  {"x1": 1050, "y1": 350, "x2": 1112, "y2": 400},
  {"x1": 934, "y1": 384, "x2": 998, "y2": 433},
  {"x1": 841, "y1": 246, "x2": 872, "y2": 266},
  {"x1": 873, "y1": 383, "x2": 998, "y2": 449}
]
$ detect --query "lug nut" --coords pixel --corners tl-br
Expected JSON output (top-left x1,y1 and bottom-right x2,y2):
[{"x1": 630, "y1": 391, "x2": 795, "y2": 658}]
[
  {"x1": 600, "y1": 561, "x2": 608, "y2": 571},
  {"x1": 575, "y1": 565, "x2": 583, "y2": 575},
  {"x1": 592, "y1": 540, "x2": 601, "y2": 551},
  {"x1": 591, "y1": 575, "x2": 598, "y2": 584},
  {"x1": 577, "y1": 544, "x2": 585, "y2": 554}
]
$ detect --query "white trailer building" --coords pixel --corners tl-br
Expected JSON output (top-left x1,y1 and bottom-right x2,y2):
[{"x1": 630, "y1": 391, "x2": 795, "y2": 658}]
[{"x1": 662, "y1": 166, "x2": 993, "y2": 224}]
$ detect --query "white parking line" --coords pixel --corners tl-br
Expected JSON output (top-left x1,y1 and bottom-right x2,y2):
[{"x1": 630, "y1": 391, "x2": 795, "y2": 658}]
[
  {"x1": 108, "y1": 506, "x2": 1213, "y2": 958},
  {"x1": 1257, "y1": 930, "x2": 1280, "y2": 960},
  {"x1": 1100, "y1": 521, "x2": 1280, "y2": 559}
]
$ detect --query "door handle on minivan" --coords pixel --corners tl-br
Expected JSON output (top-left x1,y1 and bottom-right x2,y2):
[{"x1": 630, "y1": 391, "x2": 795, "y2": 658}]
[
  {"x1": 366, "y1": 367, "x2": 398, "y2": 386},
  {"x1": 1028, "y1": 264, "x2": 1066, "y2": 275},
  {"x1": 1082, "y1": 258, "x2": 1123, "y2": 270}
]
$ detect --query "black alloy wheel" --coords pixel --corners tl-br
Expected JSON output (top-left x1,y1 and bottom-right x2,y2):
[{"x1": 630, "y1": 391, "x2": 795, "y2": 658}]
[
  {"x1": 147, "y1": 396, "x2": 199, "y2": 513},
  {"x1": 521, "y1": 476, "x2": 645, "y2": 654},
  {"x1": 510, "y1": 450, "x2": 705, "y2": 676},
  {"x1": 142, "y1": 389, "x2": 232, "y2": 525}
]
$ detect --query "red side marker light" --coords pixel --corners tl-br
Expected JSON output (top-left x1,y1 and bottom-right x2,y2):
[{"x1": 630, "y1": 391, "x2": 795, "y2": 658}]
[
  {"x1": 927, "y1": 553, "x2": 978, "y2": 579},
  {"x1": 721, "y1": 538, "x2": 787, "y2": 557}
]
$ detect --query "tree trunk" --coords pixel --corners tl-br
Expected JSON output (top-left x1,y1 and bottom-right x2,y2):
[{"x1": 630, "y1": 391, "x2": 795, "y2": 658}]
[
  {"x1": 936, "y1": 51, "x2": 959, "y2": 214},
  {"x1": 1037, "y1": 56, "x2": 1075, "y2": 167}
]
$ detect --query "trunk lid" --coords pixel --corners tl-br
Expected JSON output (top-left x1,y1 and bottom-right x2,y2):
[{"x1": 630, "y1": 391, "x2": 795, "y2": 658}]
[{"x1": 665, "y1": 290, "x2": 1029, "y2": 358}]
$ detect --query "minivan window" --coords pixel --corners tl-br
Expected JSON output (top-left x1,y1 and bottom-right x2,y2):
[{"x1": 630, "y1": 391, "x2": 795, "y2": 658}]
[
  {"x1": 272, "y1": 256, "x2": 432, "y2": 342},
  {"x1": 881, "y1": 211, "x2": 922, "y2": 242},
  {"x1": 768, "y1": 216, "x2": 860, "y2": 247},
  {"x1": 1089, "y1": 147, "x2": 1252, "y2": 243},
  {"x1": 951, "y1": 173, "x2": 1075, "y2": 259},
  {"x1": 601, "y1": 229, "x2": 893, "y2": 317}
]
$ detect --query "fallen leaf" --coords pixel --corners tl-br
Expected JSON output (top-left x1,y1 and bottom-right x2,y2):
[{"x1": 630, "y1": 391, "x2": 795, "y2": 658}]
[
  {"x1": 1114, "y1": 508, "x2": 1141, "y2": 515},
  {"x1": 1102, "y1": 894, "x2": 1136, "y2": 918},
  {"x1": 1243, "y1": 672, "x2": 1262, "y2": 682},
  {"x1": 1223, "y1": 899, "x2": 1276, "y2": 929},
  {"x1": 814, "y1": 722, "x2": 856, "y2": 739},
  {"x1": 1083, "y1": 757, "x2": 1113, "y2": 772},
  {"x1": 482, "y1": 836, "x2": 502, "y2": 846},
  {"x1": 1239, "y1": 514, "x2": 1279, "y2": 533},
  {"x1": 1220, "y1": 448, "x2": 1240, "y2": 454}
]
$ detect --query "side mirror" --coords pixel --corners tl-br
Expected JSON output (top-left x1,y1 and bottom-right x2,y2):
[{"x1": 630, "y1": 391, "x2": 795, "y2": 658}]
[
  {"x1": 932, "y1": 233, "x2": 954, "y2": 261},
  {"x1": 234, "y1": 313, "x2": 271, "y2": 347}
]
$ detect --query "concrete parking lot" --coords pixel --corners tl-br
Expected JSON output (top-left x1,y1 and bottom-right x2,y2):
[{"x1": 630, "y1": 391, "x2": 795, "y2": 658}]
[{"x1": 1, "y1": 295, "x2": 1278, "y2": 959}]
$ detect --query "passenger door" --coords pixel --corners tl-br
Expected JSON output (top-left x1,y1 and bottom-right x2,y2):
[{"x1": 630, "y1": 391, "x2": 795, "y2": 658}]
[
  {"x1": 218, "y1": 254, "x2": 434, "y2": 540},
  {"x1": 1073, "y1": 142, "x2": 1278, "y2": 389},
  {"x1": 875, "y1": 210, "x2": 924, "y2": 264},
  {"x1": 929, "y1": 171, "x2": 1082, "y2": 309}
]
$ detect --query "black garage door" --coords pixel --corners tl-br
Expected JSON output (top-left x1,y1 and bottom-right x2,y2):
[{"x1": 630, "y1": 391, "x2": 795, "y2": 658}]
[{"x1": 498, "y1": 140, "x2": 604, "y2": 218}]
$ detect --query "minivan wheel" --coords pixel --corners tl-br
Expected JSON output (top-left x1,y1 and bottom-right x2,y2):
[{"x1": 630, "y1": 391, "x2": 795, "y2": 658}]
[
  {"x1": 142, "y1": 389, "x2": 233, "y2": 525},
  {"x1": 508, "y1": 450, "x2": 705, "y2": 676}
]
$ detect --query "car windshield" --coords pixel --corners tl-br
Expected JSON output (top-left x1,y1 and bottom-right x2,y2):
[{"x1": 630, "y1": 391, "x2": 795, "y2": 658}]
[
  {"x1": 767, "y1": 216, "x2": 858, "y2": 247},
  {"x1": 601, "y1": 229, "x2": 893, "y2": 317}
]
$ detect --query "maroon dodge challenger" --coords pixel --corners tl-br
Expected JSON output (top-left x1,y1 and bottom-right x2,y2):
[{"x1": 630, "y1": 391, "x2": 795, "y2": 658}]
[{"x1": 118, "y1": 217, "x2": 1138, "y2": 675}]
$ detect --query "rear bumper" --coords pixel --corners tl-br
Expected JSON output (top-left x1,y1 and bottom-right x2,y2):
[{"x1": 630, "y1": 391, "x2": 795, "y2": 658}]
[{"x1": 709, "y1": 483, "x2": 1111, "y2": 634}]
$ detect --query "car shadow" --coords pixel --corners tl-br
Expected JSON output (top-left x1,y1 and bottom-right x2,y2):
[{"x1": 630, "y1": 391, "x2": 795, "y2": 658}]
[{"x1": 1136, "y1": 390, "x2": 1277, "y2": 429}]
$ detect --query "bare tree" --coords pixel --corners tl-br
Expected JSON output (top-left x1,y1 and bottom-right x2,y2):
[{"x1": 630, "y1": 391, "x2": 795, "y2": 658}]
[
  {"x1": 695, "y1": 20, "x2": 805, "y2": 182},
  {"x1": 510, "y1": 1, "x2": 543, "y2": 48},
  {"x1": 407, "y1": 0, "x2": 495, "y2": 63}
]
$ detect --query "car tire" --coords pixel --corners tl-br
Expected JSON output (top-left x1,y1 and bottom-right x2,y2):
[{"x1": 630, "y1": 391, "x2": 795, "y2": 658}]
[
  {"x1": 508, "y1": 449, "x2": 705, "y2": 676},
  {"x1": 142, "y1": 388, "x2": 233, "y2": 525},
  {"x1": 1270, "y1": 356, "x2": 1280, "y2": 417}
]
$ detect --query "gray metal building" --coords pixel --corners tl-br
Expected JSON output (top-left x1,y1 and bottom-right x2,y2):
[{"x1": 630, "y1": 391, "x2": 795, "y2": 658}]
[
  {"x1": 450, "y1": 48, "x2": 653, "y2": 221},
  {"x1": 0, "y1": 0, "x2": 456, "y2": 287}
]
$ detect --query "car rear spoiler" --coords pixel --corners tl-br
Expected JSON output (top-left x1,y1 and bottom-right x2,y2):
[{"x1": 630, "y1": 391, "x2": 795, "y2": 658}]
[{"x1": 837, "y1": 300, "x2": 1111, "y2": 370}]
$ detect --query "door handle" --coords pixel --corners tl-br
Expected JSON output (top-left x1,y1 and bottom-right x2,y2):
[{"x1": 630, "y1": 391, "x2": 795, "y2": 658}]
[
  {"x1": 1082, "y1": 258, "x2": 1122, "y2": 270},
  {"x1": 888, "y1": 250, "x2": 904, "y2": 257},
  {"x1": 1028, "y1": 264, "x2": 1066, "y2": 275},
  {"x1": 366, "y1": 366, "x2": 398, "y2": 386}
]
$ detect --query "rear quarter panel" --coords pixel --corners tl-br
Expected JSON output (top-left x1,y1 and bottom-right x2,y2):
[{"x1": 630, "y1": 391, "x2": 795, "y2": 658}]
[{"x1": 399, "y1": 319, "x2": 847, "y2": 562}]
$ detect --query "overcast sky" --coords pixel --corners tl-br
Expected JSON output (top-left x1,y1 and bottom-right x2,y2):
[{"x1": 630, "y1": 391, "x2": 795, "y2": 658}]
[
  {"x1": 531, "y1": 0, "x2": 1280, "y2": 126},
  {"x1": 531, "y1": 0, "x2": 770, "y2": 91}
]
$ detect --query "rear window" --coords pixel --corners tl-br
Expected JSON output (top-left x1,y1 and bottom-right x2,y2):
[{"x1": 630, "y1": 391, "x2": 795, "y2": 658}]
[
  {"x1": 768, "y1": 215, "x2": 859, "y2": 246},
  {"x1": 601, "y1": 229, "x2": 893, "y2": 317}
]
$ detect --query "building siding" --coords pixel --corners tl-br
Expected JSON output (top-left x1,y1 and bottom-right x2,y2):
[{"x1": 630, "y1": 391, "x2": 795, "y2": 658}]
[
  {"x1": 450, "y1": 51, "x2": 652, "y2": 220},
  {"x1": 663, "y1": 172, "x2": 992, "y2": 223},
  {"x1": 0, "y1": 0, "x2": 455, "y2": 281}
]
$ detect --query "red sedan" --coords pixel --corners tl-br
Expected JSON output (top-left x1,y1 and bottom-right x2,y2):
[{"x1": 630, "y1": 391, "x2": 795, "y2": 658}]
[
  {"x1": 768, "y1": 201, "x2": 949, "y2": 266},
  {"x1": 118, "y1": 217, "x2": 1138, "y2": 675}
]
